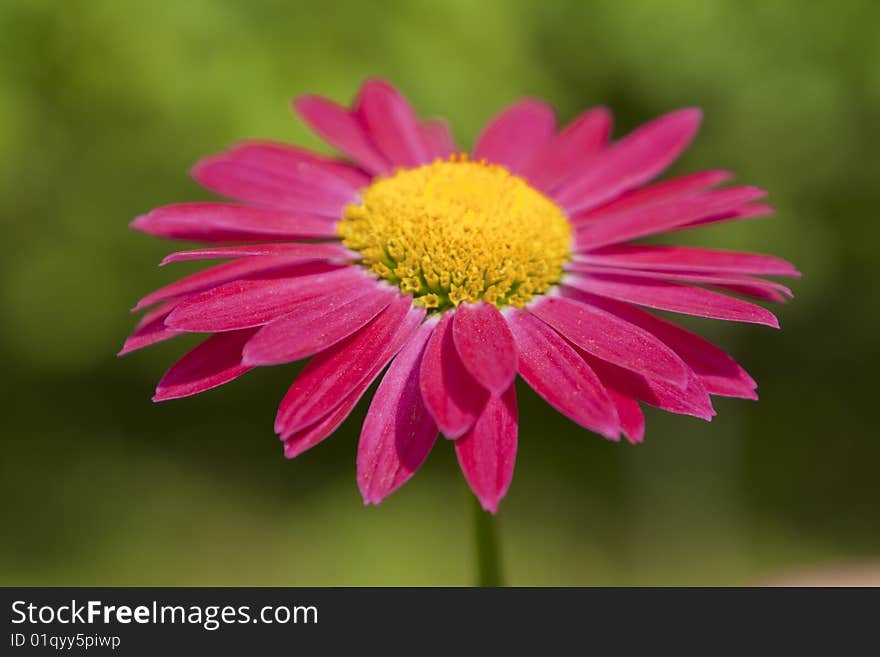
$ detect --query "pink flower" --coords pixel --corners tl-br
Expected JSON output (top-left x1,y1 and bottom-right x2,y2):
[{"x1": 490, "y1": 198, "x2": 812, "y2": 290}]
[{"x1": 124, "y1": 79, "x2": 799, "y2": 513}]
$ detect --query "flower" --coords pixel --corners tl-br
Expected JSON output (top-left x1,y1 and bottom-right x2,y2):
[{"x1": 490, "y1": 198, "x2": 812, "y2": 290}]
[{"x1": 124, "y1": 79, "x2": 798, "y2": 513}]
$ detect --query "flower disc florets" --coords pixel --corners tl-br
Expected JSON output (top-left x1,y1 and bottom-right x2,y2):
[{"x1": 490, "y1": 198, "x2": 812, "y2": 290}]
[{"x1": 338, "y1": 155, "x2": 572, "y2": 311}]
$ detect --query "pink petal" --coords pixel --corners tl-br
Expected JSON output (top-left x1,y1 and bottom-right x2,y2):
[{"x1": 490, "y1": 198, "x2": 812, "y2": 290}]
[
  {"x1": 677, "y1": 202, "x2": 775, "y2": 230},
  {"x1": 577, "y1": 244, "x2": 800, "y2": 277},
  {"x1": 421, "y1": 119, "x2": 457, "y2": 159},
  {"x1": 526, "y1": 107, "x2": 612, "y2": 192},
  {"x1": 282, "y1": 396, "x2": 354, "y2": 458},
  {"x1": 282, "y1": 389, "x2": 361, "y2": 459},
  {"x1": 505, "y1": 309, "x2": 619, "y2": 439},
  {"x1": 191, "y1": 147, "x2": 360, "y2": 218},
  {"x1": 130, "y1": 203, "x2": 338, "y2": 244},
  {"x1": 569, "y1": 170, "x2": 732, "y2": 225},
  {"x1": 274, "y1": 296, "x2": 424, "y2": 439},
  {"x1": 605, "y1": 387, "x2": 645, "y2": 444},
  {"x1": 119, "y1": 302, "x2": 183, "y2": 356},
  {"x1": 569, "y1": 290, "x2": 757, "y2": 400},
  {"x1": 573, "y1": 186, "x2": 767, "y2": 251},
  {"x1": 419, "y1": 313, "x2": 489, "y2": 439},
  {"x1": 357, "y1": 323, "x2": 439, "y2": 504},
  {"x1": 292, "y1": 95, "x2": 391, "y2": 175},
  {"x1": 711, "y1": 282, "x2": 788, "y2": 304},
  {"x1": 473, "y1": 99, "x2": 556, "y2": 174},
  {"x1": 152, "y1": 329, "x2": 257, "y2": 402},
  {"x1": 282, "y1": 308, "x2": 426, "y2": 458},
  {"x1": 452, "y1": 303, "x2": 517, "y2": 396},
  {"x1": 355, "y1": 79, "x2": 430, "y2": 168},
  {"x1": 221, "y1": 140, "x2": 370, "y2": 190},
  {"x1": 553, "y1": 108, "x2": 703, "y2": 214},
  {"x1": 242, "y1": 282, "x2": 397, "y2": 365},
  {"x1": 562, "y1": 274, "x2": 780, "y2": 327},
  {"x1": 160, "y1": 242, "x2": 355, "y2": 266},
  {"x1": 588, "y1": 356, "x2": 715, "y2": 421},
  {"x1": 132, "y1": 256, "x2": 321, "y2": 312},
  {"x1": 455, "y1": 386, "x2": 518, "y2": 514},
  {"x1": 529, "y1": 296, "x2": 690, "y2": 387},
  {"x1": 165, "y1": 264, "x2": 366, "y2": 332},
  {"x1": 565, "y1": 264, "x2": 793, "y2": 301}
]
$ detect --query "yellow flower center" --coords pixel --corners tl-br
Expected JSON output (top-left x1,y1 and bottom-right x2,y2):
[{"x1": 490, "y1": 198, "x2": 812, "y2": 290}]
[{"x1": 338, "y1": 155, "x2": 572, "y2": 311}]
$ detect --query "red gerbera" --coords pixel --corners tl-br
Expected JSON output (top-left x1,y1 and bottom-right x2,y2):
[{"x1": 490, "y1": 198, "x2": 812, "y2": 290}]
[{"x1": 123, "y1": 79, "x2": 798, "y2": 512}]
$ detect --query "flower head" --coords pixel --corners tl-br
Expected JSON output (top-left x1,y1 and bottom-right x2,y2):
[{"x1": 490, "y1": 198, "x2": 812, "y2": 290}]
[{"x1": 124, "y1": 79, "x2": 798, "y2": 512}]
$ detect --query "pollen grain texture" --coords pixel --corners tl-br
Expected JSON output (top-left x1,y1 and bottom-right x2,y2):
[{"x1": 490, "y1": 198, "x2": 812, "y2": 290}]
[{"x1": 338, "y1": 156, "x2": 572, "y2": 311}]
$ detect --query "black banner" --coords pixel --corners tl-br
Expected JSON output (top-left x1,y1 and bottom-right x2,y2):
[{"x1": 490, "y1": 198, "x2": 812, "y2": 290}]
[{"x1": 1, "y1": 587, "x2": 874, "y2": 653}]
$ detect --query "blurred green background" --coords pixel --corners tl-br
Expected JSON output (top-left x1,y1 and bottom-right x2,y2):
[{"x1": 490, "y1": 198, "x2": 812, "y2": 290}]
[{"x1": 2, "y1": 0, "x2": 878, "y2": 586}]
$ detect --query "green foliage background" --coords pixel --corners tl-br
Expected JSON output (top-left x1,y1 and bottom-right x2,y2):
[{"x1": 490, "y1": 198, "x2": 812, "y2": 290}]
[{"x1": 1, "y1": 0, "x2": 878, "y2": 584}]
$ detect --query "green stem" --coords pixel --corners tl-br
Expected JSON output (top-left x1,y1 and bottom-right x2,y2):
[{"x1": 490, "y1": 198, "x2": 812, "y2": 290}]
[{"x1": 471, "y1": 493, "x2": 504, "y2": 587}]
